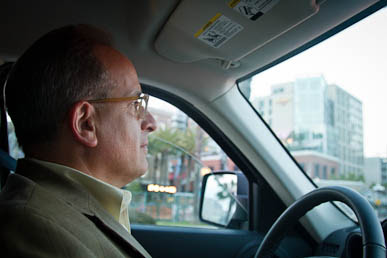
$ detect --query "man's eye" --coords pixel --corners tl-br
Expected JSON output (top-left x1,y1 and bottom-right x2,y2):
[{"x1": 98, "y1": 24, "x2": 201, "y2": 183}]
[{"x1": 133, "y1": 101, "x2": 141, "y2": 111}]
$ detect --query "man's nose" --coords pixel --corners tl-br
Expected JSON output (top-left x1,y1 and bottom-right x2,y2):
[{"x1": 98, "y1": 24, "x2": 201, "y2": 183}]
[{"x1": 141, "y1": 111, "x2": 157, "y2": 132}]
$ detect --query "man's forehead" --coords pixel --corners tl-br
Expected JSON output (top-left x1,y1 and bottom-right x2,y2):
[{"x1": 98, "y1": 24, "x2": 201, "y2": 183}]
[
  {"x1": 93, "y1": 45, "x2": 141, "y2": 96},
  {"x1": 93, "y1": 45, "x2": 134, "y2": 72}
]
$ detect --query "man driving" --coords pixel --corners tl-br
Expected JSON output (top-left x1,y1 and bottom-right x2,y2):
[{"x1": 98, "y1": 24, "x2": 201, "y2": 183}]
[{"x1": 0, "y1": 24, "x2": 156, "y2": 257}]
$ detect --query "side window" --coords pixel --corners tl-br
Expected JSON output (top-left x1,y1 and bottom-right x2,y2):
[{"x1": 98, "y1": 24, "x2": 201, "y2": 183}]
[
  {"x1": 126, "y1": 96, "x2": 248, "y2": 229},
  {"x1": 7, "y1": 113, "x2": 24, "y2": 160}
]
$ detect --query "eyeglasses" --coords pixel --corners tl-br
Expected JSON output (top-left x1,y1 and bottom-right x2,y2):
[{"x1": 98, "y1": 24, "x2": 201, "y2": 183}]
[{"x1": 88, "y1": 93, "x2": 149, "y2": 119}]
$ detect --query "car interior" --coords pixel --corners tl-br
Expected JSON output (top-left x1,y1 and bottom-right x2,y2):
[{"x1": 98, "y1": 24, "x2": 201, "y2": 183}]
[{"x1": 1, "y1": 0, "x2": 387, "y2": 257}]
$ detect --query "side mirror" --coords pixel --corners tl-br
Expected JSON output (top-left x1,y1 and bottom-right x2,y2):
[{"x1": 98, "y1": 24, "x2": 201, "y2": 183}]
[{"x1": 199, "y1": 171, "x2": 248, "y2": 229}]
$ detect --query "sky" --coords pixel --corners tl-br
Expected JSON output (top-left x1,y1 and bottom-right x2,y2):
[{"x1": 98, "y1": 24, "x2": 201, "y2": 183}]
[{"x1": 250, "y1": 6, "x2": 387, "y2": 158}]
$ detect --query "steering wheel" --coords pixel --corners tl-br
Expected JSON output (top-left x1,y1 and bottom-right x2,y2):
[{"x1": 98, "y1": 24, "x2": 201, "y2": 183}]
[{"x1": 254, "y1": 186, "x2": 386, "y2": 258}]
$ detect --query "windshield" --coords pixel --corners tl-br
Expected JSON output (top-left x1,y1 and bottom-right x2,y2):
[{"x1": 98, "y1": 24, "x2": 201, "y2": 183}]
[{"x1": 239, "y1": 7, "x2": 387, "y2": 220}]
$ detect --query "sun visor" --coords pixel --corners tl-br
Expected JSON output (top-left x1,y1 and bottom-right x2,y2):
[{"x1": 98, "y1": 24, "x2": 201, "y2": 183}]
[{"x1": 155, "y1": 0, "x2": 320, "y2": 64}]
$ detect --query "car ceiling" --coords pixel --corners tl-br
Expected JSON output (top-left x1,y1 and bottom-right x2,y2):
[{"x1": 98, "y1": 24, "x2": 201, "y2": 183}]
[{"x1": 0, "y1": 0, "x2": 381, "y2": 102}]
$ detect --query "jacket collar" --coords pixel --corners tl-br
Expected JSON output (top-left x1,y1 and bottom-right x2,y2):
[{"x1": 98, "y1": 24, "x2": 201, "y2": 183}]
[
  {"x1": 15, "y1": 159, "x2": 151, "y2": 258},
  {"x1": 16, "y1": 158, "x2": 94, "y2": 215}
]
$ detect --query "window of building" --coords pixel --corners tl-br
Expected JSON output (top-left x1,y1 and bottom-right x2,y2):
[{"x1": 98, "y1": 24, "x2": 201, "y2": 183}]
[
  {"x1": 330, "y1": 167, "x2": 336, "y2": 178},
  {"x1": 322, "y1": 166, "x2": 327, "y2": 179}
]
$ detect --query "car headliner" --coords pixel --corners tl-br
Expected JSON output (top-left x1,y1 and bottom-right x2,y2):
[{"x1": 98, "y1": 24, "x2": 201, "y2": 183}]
[{"x1": 0, "y1": 0, "x2": 380, "y2": 102}]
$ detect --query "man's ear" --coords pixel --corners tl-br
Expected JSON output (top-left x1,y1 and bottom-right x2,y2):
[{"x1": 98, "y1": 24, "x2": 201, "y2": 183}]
[{"x1": 68, "y1": 101, "x2": 98, "y2": 147}]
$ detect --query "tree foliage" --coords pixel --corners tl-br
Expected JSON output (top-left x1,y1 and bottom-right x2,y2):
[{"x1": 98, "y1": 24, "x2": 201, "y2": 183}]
[{"x1": 148, "y1": 126, "x2": 208, "y2": 158}]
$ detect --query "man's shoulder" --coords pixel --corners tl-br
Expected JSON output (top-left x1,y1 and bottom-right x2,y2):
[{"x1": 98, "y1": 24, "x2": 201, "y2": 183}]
[
  {"x1": 0, "y1": 181, "x2": 69, "y2": 227},
  {"x1": 2, "y1": 159, "x2": 91, "y2": 209},
  {"x1": 0, "y1": 172, "x2": 35, "y2": 203},
  {"x1": 0, "y1": 184, "x2": 100, "y2": 257},
  {"x1": 0, "y1": 173, "x2": 81, "y2": 220},
  {"x1": 0, "y1": 173, "x2": 101, "y2": 256}
]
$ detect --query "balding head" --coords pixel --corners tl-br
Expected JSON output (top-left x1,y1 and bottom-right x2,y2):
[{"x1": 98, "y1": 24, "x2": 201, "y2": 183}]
[{"x1": 6, "y1": 24, "x2": 115, "y2": 152}]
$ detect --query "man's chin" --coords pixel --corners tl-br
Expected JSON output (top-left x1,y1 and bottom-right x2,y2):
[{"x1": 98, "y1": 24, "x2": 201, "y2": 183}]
[
  {"x1": 136, "y1": 162, "x2": 148, "y2": 178},
  {"x1": 119, "y1": 167, "x2": 147, "y2": 187}
]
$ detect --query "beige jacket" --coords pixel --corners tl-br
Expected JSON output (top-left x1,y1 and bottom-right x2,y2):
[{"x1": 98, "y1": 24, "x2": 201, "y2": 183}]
[{"x1": 0, "y1": 159, "x2": 151, "y2": 258}]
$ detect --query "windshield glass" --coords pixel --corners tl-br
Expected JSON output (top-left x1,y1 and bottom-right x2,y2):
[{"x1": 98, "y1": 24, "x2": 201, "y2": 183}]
[{"x1": 239, "y1": 7, "x2": 387, "y2": 220}]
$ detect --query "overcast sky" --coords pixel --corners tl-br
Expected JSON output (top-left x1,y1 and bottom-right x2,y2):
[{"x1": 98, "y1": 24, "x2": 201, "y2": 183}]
[{"x1": 251, "y1": 6, "x2": 387, "y2": 158}]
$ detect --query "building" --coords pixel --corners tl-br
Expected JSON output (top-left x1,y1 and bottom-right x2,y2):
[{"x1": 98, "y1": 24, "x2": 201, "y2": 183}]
[
  {"x1": 364, "y1": 157, "x2": 387, "y2": 186},
  {"x1": 253, "y1": 75, "x2": 364, "y2": 178},
  {"x1": 293, "y1": 150, "x2": 339, "y2": 179},
  {"x1": 148, "y1": 105, "x2": 175, "y2": 128},
  {"x1": 327, "y1": 84, "x2": 364, "y2": 177},
  {"x1": 201, "y1": 154, "x2": 237, "y2": 172}
]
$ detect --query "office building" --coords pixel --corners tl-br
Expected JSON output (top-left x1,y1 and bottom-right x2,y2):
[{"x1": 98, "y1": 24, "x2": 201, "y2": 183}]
[
  {"x1": 253, "y1": 75, "x2": 364, "y2": 178},
  {"x1": 364, "y1": 157, "x2": 387, "y2": 186}
]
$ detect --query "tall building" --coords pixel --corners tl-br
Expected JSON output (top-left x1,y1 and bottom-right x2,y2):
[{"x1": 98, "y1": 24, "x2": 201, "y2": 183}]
[
  {"x1": 327, "y1": 84, "x2": 364, "y2": 176},
  {"x1": 253, "y1": 75, "x2": 364, "y2": 178},
  {"x1": 364, "y1": 157, "x2": 387, "y2": 186}
]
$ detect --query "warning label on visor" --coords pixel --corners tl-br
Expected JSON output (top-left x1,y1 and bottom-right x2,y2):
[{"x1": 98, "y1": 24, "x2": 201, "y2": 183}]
[{"x1": 194, "y1": 13, "x2": 243, "y2": 48}]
